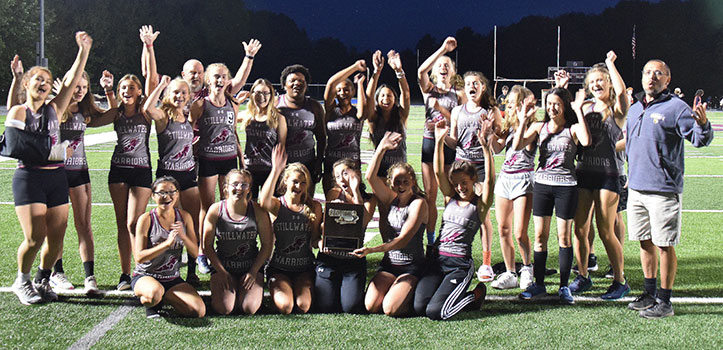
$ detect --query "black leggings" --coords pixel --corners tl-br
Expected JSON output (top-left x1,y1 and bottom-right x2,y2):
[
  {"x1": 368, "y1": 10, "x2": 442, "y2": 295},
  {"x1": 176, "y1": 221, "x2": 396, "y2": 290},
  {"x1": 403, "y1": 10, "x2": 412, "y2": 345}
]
[
  {"x1": 413, "y1": 255, "x2": 475, "y2": 320},
  {"x1": 314, "y1": 253, "x2": 366, "y2": 313}
]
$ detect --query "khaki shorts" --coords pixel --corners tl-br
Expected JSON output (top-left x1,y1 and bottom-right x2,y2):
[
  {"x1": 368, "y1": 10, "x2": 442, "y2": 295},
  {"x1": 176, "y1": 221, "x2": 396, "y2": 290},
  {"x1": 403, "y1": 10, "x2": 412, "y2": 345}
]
[{"x1": 627, "y1": 189, "x2": 682, "y2": 247}]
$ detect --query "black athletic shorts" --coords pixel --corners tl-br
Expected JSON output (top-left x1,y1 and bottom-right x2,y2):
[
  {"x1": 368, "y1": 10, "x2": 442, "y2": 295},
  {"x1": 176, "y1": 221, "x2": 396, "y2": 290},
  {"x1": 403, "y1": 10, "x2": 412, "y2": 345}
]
[
  {"x1": 108, "y1": 166, "x2": 152, "y2": 188},
  {"x1": 156, "y1": 169, "x2": 198, "y2": 191},
  {"x1": 532, "y1": 182, "x2": 578, "y2": 219},
  {"x1": 378, "y1": 260, "x2": 426, "y2": 278},
  {"x1": 13, "y1": 167, "x2": 69, "y2": 207},
  {"x1": 421, "y1": 137, "x2": 455, "y2": 164},
  {"x1": 198, "y1": 157, "x2": 238, "y2": 178},
  {"x1": 576, "y1": 170, "x2": 621, "y2": 193},
  {"x1": 66, "y1": 169, "x2": 91, "y2": 188},
  {"x1": 131, "y1": 274, "x2": 185, "y2": 291},
  {"x1": 265, "y1": 265, "x2": 315, "y2": 283}
]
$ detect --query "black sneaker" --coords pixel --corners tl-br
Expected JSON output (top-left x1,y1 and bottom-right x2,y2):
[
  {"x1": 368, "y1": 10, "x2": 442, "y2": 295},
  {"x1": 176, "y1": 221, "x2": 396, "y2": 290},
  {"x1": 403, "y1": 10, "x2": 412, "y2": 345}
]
[
  {"x1": 639, "y1": 298, "x2": 674, "y2": 319},
  {"x1": 604, "y1": 265, "x2": 614, "y2": 279},
  {"x1": 146, "y1": 305, "x2": 162, "y2": 319},
  {"x1": 117, "y1": 274, "x2": 132, "y2": 291},
  {"x1": 628, "y1": 292, "x2": 656, "y2": 311},
  {"x1": 588, "y1": 254, "x2": 599, "y2": 272}
]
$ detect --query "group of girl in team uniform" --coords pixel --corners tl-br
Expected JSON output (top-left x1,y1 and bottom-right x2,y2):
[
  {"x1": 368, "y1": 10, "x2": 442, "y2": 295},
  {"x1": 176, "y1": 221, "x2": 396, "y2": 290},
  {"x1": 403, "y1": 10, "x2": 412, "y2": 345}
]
[{"x1": 7, "y1": 30, "x2": 630, "y2": 319}]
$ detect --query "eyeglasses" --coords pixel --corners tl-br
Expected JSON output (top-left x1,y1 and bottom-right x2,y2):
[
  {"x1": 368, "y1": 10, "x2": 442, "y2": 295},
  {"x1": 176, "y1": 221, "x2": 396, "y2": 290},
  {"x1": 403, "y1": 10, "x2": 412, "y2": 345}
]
[
  {"x1": 642, "y1": 70, "x2": 668, "y2": 78},
  {"x1": 229, "y1": 182, "x2": 250, "y2": 189},
  {"x1": 252, "y1": 91, "x2": 271, "y2": 97},
  {"x1": 153, "y1": 190, "x2": 178, "y2": 197}
]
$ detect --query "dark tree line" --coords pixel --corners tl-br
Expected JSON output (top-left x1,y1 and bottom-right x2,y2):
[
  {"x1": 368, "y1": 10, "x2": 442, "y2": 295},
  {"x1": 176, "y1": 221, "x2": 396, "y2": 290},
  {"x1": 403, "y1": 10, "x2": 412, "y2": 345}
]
[{"x1": 2, "y1": 0, "x2": 721, "y2": 104}]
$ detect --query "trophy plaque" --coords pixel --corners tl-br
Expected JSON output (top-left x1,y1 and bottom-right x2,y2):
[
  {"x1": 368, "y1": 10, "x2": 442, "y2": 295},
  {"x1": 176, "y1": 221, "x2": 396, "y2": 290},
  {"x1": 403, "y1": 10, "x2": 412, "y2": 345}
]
[{"x1": 323, "y1": 202, "x2": 364, "y2": 252}]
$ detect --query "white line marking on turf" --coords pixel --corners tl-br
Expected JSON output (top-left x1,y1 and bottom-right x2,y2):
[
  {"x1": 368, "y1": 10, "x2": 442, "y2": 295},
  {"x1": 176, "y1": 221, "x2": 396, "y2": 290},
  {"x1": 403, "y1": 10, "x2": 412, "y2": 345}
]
[{"x1": 66, "y1": 299, "x2": 135, "y2": 350}]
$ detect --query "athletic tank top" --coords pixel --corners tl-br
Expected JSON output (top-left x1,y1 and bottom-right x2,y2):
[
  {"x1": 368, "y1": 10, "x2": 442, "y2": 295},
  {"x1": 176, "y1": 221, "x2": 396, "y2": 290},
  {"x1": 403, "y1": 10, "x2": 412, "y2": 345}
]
[
  {"x1": 157, "y1": 116, "x2": 195, "y2": 171},
  {"x1": 60, "y1": 111, "x2": 87, "y2": 171},
  {"x1": 269, "y1": 197, "x2": 315, "y2": 271},
  {"x1": 454, "y1": 104, "x2": 487, "y2": 163},
  {"x1": 111, "y1": 110, "x2": 151, "y2": 168},
  {"x1": 214, "y1": 200, "x2": 259, "y2": 274},
  {"x1": 133, "y1": 209, "x2": 184, "y2": 281},
  {"x1": 501, "y1": 128, "x2": 537, "y2": 174},
  {"x1": 535, "y1": 123, "x2": 577, "y2": 186},
  {"x1": 19, "y1": 104, "x2": 62, "y2": 168},
  {"x1": 438, "y1": 197, "x2": 481, "y2": 259},
  {"x1": 615, "y1": 130, "x2": 626, "y2": 176},
  {"x1": 576, "y1": 105, "x2": 622, "y2": 176},
  {"x1": 325, "y1": 106, "x2": 362, "y2": 163},
  {"x1": 278, "y1": 95, "x2": 316, "y2": 165},
  {"x1": 424, "y1": 87, "x2": 458, "y2": 139},
  {"x1": 369, "y1": 112, "x2": 407, "y2": 170},
  {"x1": 382, "y1": 196, "x2": 425, "y2": 266},
  {"x1": 244, "y1": 118, "x2": 278, "y2": 171},
  {"x1": 197, "y1": 97, "x2": 238, "y2": 160}
]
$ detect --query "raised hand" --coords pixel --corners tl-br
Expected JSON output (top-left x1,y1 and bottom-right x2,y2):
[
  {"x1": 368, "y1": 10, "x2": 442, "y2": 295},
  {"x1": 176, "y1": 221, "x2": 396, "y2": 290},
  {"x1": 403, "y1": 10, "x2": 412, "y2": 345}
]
[
  {"x1": 10, "y1": 55, "x2": 23, "y2": 77},
  {"x1": 236, "y1": 90, "x2": 250, "y2": 104},
  {"x1": 354, "y1": 59, "x2": 367, "y2": 72},
  {"x1": 243, "y1": 39, "x2": 262, "y2": 57},
  {"x1": 442, "y1": 37, "x2": 457, "y2": 53},
  {"x1": 271, "y1": 144, "x2": 288, "y2": 170},
  {"x1": 353, "y1": 73, "x2": 366, "y2": 86},
  {"x1": 76, "y1": 31, "x2": 93, "y2": 51},
  {"x1": 477, "y1": 118, "x2": 495, "y2": 147},
  {"x1": 372, "y1": 50, "x2": 384, "y2": 73},
  {"x1": 692, "y1": 102, "x2": 708, "y2": 125},
  {"x1": 605, "y1": 50, "x2": 617, "y2": 65},
  {"x1": 99, "y1": 70, "x2": 114, "y2": 91},
  {"x1": 52, "y1": 78, "x2": 63, "y2": 96},
  {"x1": 380, "y1": 131, "x2": 402, "y2": 151},
  {"x1": 554, "y1": 70, "x2": 570, "y2": 89},
  {"x1": 434, "y1": 119, "x2": 449, "y2": 140},
  {"x1": 571, "y1": 88, "x2": 586, "y2": 112},
  {"x1": 347, "y1": 170, "x2": 361, "y2": 191},
  {"x1": 387, "y1": 50, "x2": 402, "y2": 71},
  {"x1": 139, "y1": 25, "x2": 160, "y2": 46},
  {"x1": 159, "y1": 75, "x2": 171, "y2": 87}
]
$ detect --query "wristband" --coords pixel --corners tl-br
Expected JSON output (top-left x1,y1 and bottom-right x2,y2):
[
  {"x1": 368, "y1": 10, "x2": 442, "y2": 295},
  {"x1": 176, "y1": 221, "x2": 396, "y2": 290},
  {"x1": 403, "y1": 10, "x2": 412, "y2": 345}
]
[
  {"x1": 245, "y1": 55, "x2": 254, "y2": 60},
  {"x1": 104, "y1": 89, "x2": 114, "y2": 94},
  {"x1": 145, "y1": 44, "x2": 153, "y2": 48},
  {"x1": 395, "y1": 70, "x2": 405, "y2": 79}
]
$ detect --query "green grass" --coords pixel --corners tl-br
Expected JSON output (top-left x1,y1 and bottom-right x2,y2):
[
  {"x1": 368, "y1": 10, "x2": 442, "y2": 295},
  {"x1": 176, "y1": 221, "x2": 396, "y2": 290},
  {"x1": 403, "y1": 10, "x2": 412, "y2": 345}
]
[{"x1": 0, "y1": 108, "x2": 721, "y2": 349}]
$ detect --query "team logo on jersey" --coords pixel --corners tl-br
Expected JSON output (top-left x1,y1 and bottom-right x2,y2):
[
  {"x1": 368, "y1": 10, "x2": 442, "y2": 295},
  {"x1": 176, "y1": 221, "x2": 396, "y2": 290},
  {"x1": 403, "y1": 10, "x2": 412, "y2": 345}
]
[
  {"x1": 463, "y1": 134, "x2": 479, "y2": 149},
  {"x1": 170, "y1": 144, "x2": 191, "y2": 160},
  {"x1": 229, "y1": 242, "x2": 250, "y2": 260},
  {"x1": 503, "y1": 153, "x2": 519, "y2": 167},
  {"x1": 281, "y1": 235, "x2": 307, "y2": 254},
  {"x1": 156, "y1": 255, "x2": 179, "y2": 273},
  {"x1": 290, "y1": 131, "x2": 307, "y2": 144},
  {"x1": 542, "y1": 156, "x2": 562, "y2": 171},
  {"x1": 210, "y1": 129, "x2": 231, "y2": 145},
  {"x1": 440, "y1": 231, "x2": 462, "y2": 243},
  {"x1": 121, "y1": 136, "x2": 142, "y2": 153},
  {"x1": 69, "y1": 138, "x2": 82, "y2": 150},
  {"x1": 335, "y1": 134, "x2": 357, "y2": 149}
]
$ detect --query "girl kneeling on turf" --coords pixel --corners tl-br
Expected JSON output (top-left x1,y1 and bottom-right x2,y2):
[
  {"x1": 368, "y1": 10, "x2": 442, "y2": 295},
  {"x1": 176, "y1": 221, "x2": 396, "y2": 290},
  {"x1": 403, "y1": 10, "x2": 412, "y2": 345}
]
[
  {"x1": 260, "y1": 145, "x2": 322, "y2": 314},
  {"x1": 132, "y1": 176, "x2": 205, "y2": 318},
  {"x1": 204, "y1": 169, "x2": 273, "y2": 315},
  {"x1": 355, "y1": 132, "x2": 428, "y2": 316},
  {"x1": 413, "y1": 119, "x2": 494, "y2": 320}
]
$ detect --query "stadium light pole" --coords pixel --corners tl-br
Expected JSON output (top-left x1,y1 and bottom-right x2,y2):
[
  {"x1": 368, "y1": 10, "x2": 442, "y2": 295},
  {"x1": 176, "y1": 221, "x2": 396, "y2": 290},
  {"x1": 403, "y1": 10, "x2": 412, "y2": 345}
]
[{"x1": 37, "y1": 0, "x2": 47, "y2": 67}]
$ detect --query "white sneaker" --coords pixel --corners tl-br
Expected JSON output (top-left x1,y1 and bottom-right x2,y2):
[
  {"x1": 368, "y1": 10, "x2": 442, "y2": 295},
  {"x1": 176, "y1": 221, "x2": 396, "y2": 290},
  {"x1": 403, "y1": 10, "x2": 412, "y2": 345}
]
[
  {"x1": 12, "y1": 279, "x2": 42, "y2": 305},
  {"x1": 50, "y1": 272, "x2": 75, "y2": 290},
  {"x1": 491, "y1": 271, "x2": 519, "y2": 289},
  {"x1": 84, "y1": 275, "x2": 100, "y2": 296},
  {"x1": 476, "y1": 264, "x2": 496, "y2": 282},
  {"x1": 34, "y1": 278, "x2": 58, "y2": 302},
  {"x1": 519, "y1": 265, "x2": 534, "y2": 290}
]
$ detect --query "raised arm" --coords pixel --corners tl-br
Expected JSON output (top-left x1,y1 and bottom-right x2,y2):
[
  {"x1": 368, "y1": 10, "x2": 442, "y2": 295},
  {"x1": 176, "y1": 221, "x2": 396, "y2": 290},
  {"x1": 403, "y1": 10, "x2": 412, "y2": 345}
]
[
  {"x1": 604, "y1": 51, "x2": 629, "y2": 121},
  {"x1": 365, "y1": 50, "x2": 384, "y2": 118},
  {"x1": 351, "y1": 197, "x2": 427, "y2": 258},
  {"x1": 418, "y1": 36, "x2": 457, "y2": 94},
  {"x1": 433, "y1": 119, "x2": 455, "y2": 200},
  {"x1": 388, "y1": 50, "x2": 410, "y2": 124},
  {"x1": 354, "y1": 73, "x2": 367, "y2": 120},
  {"x1": 571, "y1": 88, "x2": 591, "y2": 147},
  {"x1": 259, "y1": 144, "x2": 285, "y2": 215},
  {"x1": 444, "y1": 106, "x2": 461, "y2": 149},
  {"x1": 277, "y1": 114, "x2": 288, "y2": 148},
  {"x1": 311, "y1": 100, "x2": 326, "y2": 182},
  {"x1": 229, "y1": 39, "x2": 262, "y2": 95},
  {"x1": 324, "y1": 60, "x2": 366, "y2": 106},
  {"x1": 243, "y1": 203, "x2": 274, "y2": 290},
  {"x1": 512, "y1": 100, "x2": 540, "y2": 151},
  {"x1": 99, "y1": 70, "x2": 118, "y2": 110},
  {"x1": 139, "y1": 25, "x2": 160, "y2": 97},
  {"x1": 476, "y1": 120, "x2": 496, "y2": 216},
  {"x1": 364, "y1": 131, "x2": 402, "y2": 205},
  {"x1": 142, "y1": 75, "x2": 171, "y2": 131},
  {"x1": 6, "y1": 55, "x2": 23, "y2": 109},
  {"x1": 51, "y1": 31, "x2": 92, "y2": 117}
]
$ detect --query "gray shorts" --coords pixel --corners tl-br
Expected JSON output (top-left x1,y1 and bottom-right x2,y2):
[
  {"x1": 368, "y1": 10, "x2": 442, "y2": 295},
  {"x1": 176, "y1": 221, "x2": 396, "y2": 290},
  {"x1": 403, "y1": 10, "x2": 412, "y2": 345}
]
[
  {"x1": 494, "y1": 171, "x2": 534, "y2": 200},
  {"x1": 627, "y1": 189, "x2": 682, "y2": 247}
]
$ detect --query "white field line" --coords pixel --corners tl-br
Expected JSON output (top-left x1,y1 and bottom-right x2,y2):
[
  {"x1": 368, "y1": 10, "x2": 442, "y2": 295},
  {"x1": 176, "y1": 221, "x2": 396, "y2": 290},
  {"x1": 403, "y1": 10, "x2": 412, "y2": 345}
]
[
  {"x1": 66, "y1": 299, "x2": 135, "y2": 350},
  {"x1": 0, "y1": 286, "x2": 722, "y2": 304}
]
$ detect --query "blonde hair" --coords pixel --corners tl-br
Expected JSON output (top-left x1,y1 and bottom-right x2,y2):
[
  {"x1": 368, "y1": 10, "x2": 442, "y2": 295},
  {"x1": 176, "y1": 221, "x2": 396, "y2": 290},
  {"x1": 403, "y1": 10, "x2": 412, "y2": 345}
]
[
  {"x1": 278, "y1": 163, "x2": 317, "y2": 221},
  {"x1": 244, "y1": 78, "x2": 281, "y2": 129},
  {"x1": 160, "y1": 78, "x2": 191, "y2": 122},
  {"x1": 501, "y1": 85, "x2": 534, "y2": 134},
  {"x1": 116, "y1": 74, "x2": 144, "y2": 113},
  {"x1": 386, "y1": 162, "x2": 426, "y2": 198},
  {"x1": 204, "y1": 63, "x2": 238, "y2": 105},
  {"x1": 21, "y1": 66, "x2": 53, "y2": 102},
  {"x1": 430, "y1": 56, "x2": 456, "y2": 85},
  {"x1": 61, "y1": 71, "x2": 103, "y2": 123},
  {"x1": 584, "y1": 63, "x2": 615, "y2": 108}
]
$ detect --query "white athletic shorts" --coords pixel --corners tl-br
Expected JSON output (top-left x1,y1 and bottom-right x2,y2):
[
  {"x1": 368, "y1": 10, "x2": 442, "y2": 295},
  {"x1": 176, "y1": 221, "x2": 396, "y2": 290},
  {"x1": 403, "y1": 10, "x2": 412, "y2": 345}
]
[{"x1": 494, "y1": 171, "x2": 534, "y2": 200}]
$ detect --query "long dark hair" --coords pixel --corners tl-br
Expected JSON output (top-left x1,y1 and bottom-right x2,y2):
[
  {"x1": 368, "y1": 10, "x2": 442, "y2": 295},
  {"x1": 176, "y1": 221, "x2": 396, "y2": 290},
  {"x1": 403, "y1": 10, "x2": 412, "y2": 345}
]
[
  {"x1": 370, "y1": 84, "x2": 404, "y2": 138},
  {"x1": 544, "y1": 88, "x2": 575, "y2": 128}
]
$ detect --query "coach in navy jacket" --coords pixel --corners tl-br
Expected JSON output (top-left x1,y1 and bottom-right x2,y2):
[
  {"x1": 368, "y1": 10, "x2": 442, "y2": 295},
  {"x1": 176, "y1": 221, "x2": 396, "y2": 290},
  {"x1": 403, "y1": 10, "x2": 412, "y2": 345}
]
[{"x1": 624, "y1": 59, "x2": 713, "y2": 319}]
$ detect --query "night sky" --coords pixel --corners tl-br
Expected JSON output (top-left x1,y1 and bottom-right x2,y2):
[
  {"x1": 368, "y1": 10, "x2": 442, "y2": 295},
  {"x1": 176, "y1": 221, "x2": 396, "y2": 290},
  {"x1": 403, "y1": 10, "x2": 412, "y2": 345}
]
[{"x1": 245, "y1": 0, "x2": 659, "y2": 50}]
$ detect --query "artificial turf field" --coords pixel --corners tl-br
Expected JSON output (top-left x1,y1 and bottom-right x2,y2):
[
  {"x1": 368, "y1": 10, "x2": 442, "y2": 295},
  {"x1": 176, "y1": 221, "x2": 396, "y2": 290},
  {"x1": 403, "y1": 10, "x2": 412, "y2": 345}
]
[{"x1": 0, "y1": 107, "x2": 721, "y2": 349}]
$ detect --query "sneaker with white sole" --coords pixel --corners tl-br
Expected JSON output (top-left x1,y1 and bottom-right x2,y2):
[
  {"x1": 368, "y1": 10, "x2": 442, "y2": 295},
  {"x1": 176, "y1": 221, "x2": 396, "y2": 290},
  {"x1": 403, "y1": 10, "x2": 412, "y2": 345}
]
[
  {"x1": 197, "y1": 255, "x2": 212, "y2": 274},
  {"x1": 117, "y1": 274, "x2": 131, "y2": 291},
  {"x1": 12, "y1": 279, "x2": 42, "y2": 305},
  {"x1": 476, "y1": 264, "x2": 495, "y2": 282},
  {"x1": 628, "y1": 292, "x2": 656, "y2": 311},
  {"x1": 84, "y1": 275, "x2": 100, "y2": 295},
  {"x1": 491, "y1": 271, "x2": 518, "y2": 289},
  {"x1": 50, "y1": 272, "x2": 75, "y2": 290},
  {"x1": 35, "y1": 278, "x2": 58, "y2": 302},
  {"x1": 639, "y1": 298, "x2": 674, "y2": 319},
  {"x1": 601, "y1": 280, "x2": 631, "y2": 300},
  {"x1": 519, "y1": 265, "x2": 533, "y2": 290}
]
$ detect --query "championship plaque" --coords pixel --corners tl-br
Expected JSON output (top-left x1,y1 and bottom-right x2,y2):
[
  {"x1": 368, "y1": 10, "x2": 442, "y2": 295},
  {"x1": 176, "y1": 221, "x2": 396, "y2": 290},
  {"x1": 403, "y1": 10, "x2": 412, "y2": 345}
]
[{"x1": 323, "y1": 202, "x2": 364, "y2": 251}]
